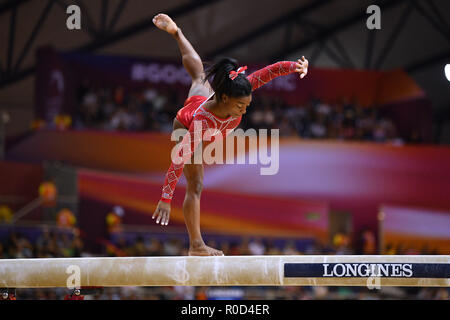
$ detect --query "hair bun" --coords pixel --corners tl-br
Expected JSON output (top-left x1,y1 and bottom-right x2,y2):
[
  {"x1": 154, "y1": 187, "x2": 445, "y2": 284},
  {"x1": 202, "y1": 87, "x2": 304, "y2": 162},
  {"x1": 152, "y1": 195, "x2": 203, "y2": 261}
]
[{"x1": 217, "y1": 57, "x2": 238, "y2": 73}]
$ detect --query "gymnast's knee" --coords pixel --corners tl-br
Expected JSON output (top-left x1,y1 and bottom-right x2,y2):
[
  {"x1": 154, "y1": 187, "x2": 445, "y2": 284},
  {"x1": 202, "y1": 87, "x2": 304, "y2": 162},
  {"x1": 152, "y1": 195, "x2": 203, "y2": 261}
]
[{"x1": 186, "y1": 179, "x2": 203, "y2": 197}]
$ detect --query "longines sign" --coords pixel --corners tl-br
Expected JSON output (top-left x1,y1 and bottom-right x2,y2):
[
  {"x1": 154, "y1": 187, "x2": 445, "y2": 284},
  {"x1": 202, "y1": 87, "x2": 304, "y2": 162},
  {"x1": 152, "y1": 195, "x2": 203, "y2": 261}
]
[{"x1": 284, "y1": 263, "x2": 450, "y2": 278}]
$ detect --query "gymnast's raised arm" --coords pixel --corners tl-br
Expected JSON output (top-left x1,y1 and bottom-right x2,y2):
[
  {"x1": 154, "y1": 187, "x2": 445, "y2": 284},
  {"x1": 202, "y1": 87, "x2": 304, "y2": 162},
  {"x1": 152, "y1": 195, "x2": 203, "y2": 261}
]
[{"x1": 246, "y1": 56, "x2": 309, "y2": 91}]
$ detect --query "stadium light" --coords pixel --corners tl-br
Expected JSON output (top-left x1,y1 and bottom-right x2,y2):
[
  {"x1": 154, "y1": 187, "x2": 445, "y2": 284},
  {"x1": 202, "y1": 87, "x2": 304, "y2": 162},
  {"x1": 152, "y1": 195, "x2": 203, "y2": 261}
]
[{"x1": 445, "y1": 64, "x2": 450, "y2": 82}]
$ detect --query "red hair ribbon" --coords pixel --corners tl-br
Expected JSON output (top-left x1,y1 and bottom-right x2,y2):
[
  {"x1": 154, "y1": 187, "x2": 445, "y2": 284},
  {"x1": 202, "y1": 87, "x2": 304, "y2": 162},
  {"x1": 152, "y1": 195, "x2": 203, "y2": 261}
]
[{"x1": 229, "y1": 66, "x2": 248, "y2": 80}]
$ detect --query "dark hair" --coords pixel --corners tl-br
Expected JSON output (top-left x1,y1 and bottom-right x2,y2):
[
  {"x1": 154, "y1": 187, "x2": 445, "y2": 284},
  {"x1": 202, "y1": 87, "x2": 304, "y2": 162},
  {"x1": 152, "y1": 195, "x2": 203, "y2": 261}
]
[{"x1": 204, "y1": 57, "x2": 252, "y2": 101}]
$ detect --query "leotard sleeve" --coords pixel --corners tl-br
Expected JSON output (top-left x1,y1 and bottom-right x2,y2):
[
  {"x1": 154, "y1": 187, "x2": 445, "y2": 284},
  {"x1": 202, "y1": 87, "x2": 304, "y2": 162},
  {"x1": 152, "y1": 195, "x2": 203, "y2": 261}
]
[
  {"x1": 247, "y1": 61, "x2": 297, "y2": 91},
  {"x1": 160, "y1": 115, "x2": 215, "y2": 203}
]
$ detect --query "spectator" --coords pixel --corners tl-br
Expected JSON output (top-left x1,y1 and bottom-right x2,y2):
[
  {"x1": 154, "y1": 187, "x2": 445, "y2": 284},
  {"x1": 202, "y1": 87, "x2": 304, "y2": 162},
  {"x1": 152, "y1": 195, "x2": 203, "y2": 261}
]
[
  {"x1": 132, "y1": 236, "x2": 147, "y2": 256},
  {"x1": 283, "y1": 241, "x2": 300, "y2": 255},
  {"x1": 248, "y1": 238, "x2": 266, "y2": 255},
  {"x1": 148, "y1": 238, "x2": 163, "y2": 256}
]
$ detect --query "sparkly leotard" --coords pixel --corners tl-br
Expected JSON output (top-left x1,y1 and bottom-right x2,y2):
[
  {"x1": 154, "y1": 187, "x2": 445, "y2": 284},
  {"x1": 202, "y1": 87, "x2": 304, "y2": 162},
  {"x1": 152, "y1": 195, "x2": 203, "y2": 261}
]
[{"x1": 161, "y1": 61, "x2": 298, "y2": 203}]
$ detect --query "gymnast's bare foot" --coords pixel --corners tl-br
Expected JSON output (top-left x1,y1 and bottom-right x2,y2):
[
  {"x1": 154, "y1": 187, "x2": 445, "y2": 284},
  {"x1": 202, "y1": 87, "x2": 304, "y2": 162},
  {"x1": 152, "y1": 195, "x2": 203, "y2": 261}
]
[
  {"x1": 152, "y1": 13, "x2": 178, "y2": 35},
  {"x1": 189, "y1": 240, "x2": 224, "y2": 256}
]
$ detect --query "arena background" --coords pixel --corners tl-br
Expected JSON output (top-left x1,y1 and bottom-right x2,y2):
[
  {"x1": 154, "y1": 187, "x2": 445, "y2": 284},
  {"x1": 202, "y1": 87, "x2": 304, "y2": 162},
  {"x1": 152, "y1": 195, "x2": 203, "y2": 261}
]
[{"x1": 0, "y1": 0, "x2": 449, "y2": 300}]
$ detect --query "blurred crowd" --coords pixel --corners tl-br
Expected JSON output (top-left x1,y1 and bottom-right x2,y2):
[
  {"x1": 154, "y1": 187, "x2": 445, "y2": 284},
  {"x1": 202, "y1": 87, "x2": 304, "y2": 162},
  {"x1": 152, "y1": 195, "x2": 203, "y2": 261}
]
[
  {"x1": 74, "y1": 83, "x2": 179, "y2": 133},
  {"x1": 243, "y1": 96, "x2": 405, "y2": 143},
  {"x1": 72, "y1": 83, "x2": 407, "y2": 143},
  {"x1": 0, "y1": 229, "x2": 84, "y2": 259},
  {"x1": 0, "y1": 227, "x2": 447, "y2": 300}
]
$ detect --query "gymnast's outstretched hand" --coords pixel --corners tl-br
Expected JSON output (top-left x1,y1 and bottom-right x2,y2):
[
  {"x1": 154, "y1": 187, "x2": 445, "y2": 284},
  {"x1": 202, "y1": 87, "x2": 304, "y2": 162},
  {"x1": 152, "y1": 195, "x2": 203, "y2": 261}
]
[
  {"x1": 296, "y1": 56, "x2": 309, "y2": 79},
  {"x1": 152, "y1": 200, "x2": 171, "y2": 226}
]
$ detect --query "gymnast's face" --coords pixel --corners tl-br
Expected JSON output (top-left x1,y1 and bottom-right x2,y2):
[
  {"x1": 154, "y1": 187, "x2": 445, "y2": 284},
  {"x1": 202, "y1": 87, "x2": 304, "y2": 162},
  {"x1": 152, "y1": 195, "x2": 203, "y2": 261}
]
[{"x1": 221, "y1": 94, "x2": 252, "y2": 117}]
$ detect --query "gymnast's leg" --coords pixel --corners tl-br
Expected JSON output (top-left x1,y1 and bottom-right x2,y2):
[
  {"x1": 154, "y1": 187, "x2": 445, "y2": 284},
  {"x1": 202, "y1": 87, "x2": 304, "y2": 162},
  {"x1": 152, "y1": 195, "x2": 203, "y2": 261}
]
[
  {"x1": 153, "y1": 13, "x2": 213, "y2": 98},
  {"x1": 172, "y1": 119, "x2": 223, "y2": 256}
]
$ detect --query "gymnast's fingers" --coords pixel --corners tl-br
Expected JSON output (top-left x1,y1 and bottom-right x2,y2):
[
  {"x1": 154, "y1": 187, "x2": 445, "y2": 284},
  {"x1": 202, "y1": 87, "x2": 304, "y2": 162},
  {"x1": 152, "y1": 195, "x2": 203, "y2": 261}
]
[
  {"x1": 298, "y1": 58, "x2": 308, "y2": 69},
  {"x1": 297, "y1": 60, "x2": 307, "y2": 68},
  {"x1": 296, "y1": 65, "x2": 306, "y2": 74},
  {"x1": 303, "y1": 58, "x2": 309, "y2": 68},
  {"x1": 164, "y1": 212, "x2": 170, "y2": 225},
  {"x1": 156, "y1": 210, "x2": 163, "y2": 224},
  {"x1": 161, "y1": 211, "x2": 167, "y2": 225},
  {"x1": 300, "y1": 64, "x2": 308, "y2": 79}
]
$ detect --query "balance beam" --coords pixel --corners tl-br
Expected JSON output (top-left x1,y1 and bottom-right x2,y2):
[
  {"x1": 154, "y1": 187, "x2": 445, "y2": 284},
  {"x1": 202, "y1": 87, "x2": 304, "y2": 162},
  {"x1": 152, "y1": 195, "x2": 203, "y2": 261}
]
[{"x1": 0, "y1": 255, "x2": 449, "y2": 288}]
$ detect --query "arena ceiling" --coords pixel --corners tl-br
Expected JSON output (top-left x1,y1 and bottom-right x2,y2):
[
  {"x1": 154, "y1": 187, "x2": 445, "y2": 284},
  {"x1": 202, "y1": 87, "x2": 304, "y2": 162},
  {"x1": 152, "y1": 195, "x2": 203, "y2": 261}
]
[{"x1": 0, "y1": 0, "x2": 449, "y2": 111}]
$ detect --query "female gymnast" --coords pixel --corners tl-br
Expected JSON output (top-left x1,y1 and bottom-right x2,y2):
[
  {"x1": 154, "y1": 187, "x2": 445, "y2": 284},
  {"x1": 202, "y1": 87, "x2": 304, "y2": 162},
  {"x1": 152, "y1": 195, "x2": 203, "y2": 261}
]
[{"x1": 151, "y1": 13, "x2": 308, "y2": 256}]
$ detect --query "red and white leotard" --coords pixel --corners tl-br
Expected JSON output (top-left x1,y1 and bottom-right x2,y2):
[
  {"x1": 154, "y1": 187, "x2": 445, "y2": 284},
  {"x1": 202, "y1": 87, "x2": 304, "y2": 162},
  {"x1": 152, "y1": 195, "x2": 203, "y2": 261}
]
[{"x1": 161, "y1": 61, "x2": 298, "y2": 203}]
